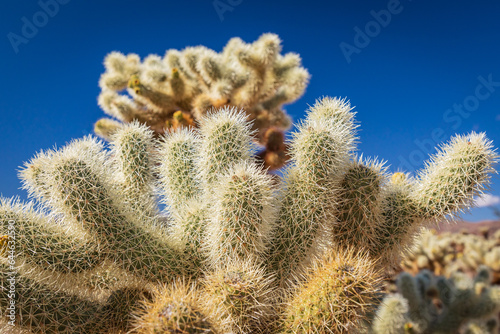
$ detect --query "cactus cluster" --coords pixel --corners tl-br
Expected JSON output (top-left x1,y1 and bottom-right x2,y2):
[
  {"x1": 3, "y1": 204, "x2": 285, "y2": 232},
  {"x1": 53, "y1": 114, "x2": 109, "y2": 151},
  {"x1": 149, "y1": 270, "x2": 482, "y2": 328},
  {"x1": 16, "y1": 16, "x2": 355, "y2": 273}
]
[
  {"x1": 95, "y1": 33, "x2": 310, "y2": 169},
  {"x1": 403, "y1": 228, "x2": 500, "y2": 283},
  {"x1": 0, "y1": 95, "x2": 497, "y2": 333},
  {"x1": 368, "y1": 267, "x2": 500, "y2": 334}
]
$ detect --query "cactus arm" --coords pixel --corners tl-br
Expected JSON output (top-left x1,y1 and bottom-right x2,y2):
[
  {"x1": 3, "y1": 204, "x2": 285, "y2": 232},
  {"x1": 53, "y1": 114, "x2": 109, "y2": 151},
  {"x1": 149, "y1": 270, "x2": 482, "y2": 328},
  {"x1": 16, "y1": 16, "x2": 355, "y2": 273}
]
[
  {"x1": 23, "y1": 137, "x2": 191, "y2": 282},
  {"x1": 157, "y1": 127, "x2": 202, "y2": 218},
  {"x1": 205, "y1": 162, "x2": 277, "y2": 266},
  {"x1": 0, "y1": 199, "x2": 102, "y2": 274},
  {"x1": 110, "y1": 121, "x2": 159, "y2": 220},
  {"x1": 331, "y1": 158, "x2": 387, "y2": 258},
  {"x1": 268, "y1": 97, "x2": 356, "y2": 286},
  {"x1": 197, "y1": 106, "x2": 255, "y2": 187},
  {"x1": 414, "y1": 132, "x2": 498, "y2": 221}
]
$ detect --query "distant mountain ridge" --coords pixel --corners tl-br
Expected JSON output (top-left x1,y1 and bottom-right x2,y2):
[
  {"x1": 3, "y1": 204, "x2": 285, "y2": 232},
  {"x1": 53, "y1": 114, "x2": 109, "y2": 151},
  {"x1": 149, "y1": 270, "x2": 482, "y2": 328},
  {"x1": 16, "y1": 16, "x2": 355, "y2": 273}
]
[{"x1": 435, "y1": 219, "x2": 500, "y2": 235}]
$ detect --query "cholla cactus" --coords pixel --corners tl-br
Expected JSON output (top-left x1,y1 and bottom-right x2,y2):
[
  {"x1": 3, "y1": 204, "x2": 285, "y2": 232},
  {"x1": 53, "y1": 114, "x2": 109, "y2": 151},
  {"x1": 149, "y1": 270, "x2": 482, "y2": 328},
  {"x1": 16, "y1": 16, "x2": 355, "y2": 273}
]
[
  {"x1": 0, "y1": 96, "x2": 497, "y2": 333},
  {"x1": 96, "y1": 33, "x2": 310, "y2": 169},
  {"x1": 369, "y1": 267, "x2": 500, "y2": 334}
]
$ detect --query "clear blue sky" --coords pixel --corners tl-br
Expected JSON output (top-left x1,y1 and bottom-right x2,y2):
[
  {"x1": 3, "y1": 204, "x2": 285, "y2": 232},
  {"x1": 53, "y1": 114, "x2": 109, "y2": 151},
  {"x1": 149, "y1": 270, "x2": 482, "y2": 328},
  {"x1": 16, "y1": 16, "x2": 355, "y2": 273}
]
[{"x1": 1, "y1": 0, "x2": 499, "y2": 221}]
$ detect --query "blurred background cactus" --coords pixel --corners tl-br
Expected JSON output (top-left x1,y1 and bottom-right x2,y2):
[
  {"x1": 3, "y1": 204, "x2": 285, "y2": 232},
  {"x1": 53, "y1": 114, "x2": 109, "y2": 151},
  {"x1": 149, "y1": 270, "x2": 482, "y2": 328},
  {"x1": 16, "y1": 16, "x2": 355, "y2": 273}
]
[
  {"x1": 368, "y1": 224, "x2": 500, "y2": 333},
  {"x1": 95, "y1": 33, "x2": 310, "y2": 170},
  {"x1": 402, "y1": 228, "x2": 500, "y2": 283},
  {"x1": 367, "y1": 267, "x2": 500, "y2": 334},
  {"x1": 1, "y1": 92, "x2": 497, "y2": 333}
]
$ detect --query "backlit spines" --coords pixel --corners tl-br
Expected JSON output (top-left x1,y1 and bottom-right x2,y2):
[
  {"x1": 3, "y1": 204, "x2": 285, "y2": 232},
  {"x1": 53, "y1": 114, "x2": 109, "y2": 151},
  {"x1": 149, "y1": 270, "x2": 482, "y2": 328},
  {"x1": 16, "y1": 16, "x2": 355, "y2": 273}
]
[
  {"x1": 157, "y1": 127, "x2": 202, "y2": 217},
  {"x1": 110, "y1": 122, "x2": 158, "y2": 219},
  {"x1": 97, "y1": 90, "x2": 141, "y2": 123},
  {"x1": 304, "y1": 96, "x2": 357, "y2": 134},
  {"x1": 24, "y1": 137, "x2": 190, "y2": 282},
  {"x1": 0, "y1": 261, "x2": 152, "y2": 334},
  {"x1": 197, "y1": 107, "x2": 255, "y2": 186},
  {"x1": 289, "y1": 121, "x2": 346, "y2": 181},
  {"x1": 205, "y1": 162, "x2": 277, "y2": 266},
  {"x1": 415, "y1": 132, "x2": 498, "y2": 221},
  {"x1": 0, "y1": 199, "x2": 101, "y2": 274},
  {"x1": 99, "y1": 52, "x2": 140, "y2": 91},
  {"x1": 289, "y1": 98, "x2": 356, "y2": 181},
  {"x1": 377, "y1": 133, "x2": 498, "y2": 268},
  {"x1": 110, "y1": 121, "x2": 156, "y2": 193},
  {"x1": 92, "y1": 285, "x2": 153, "y2": 333}
]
